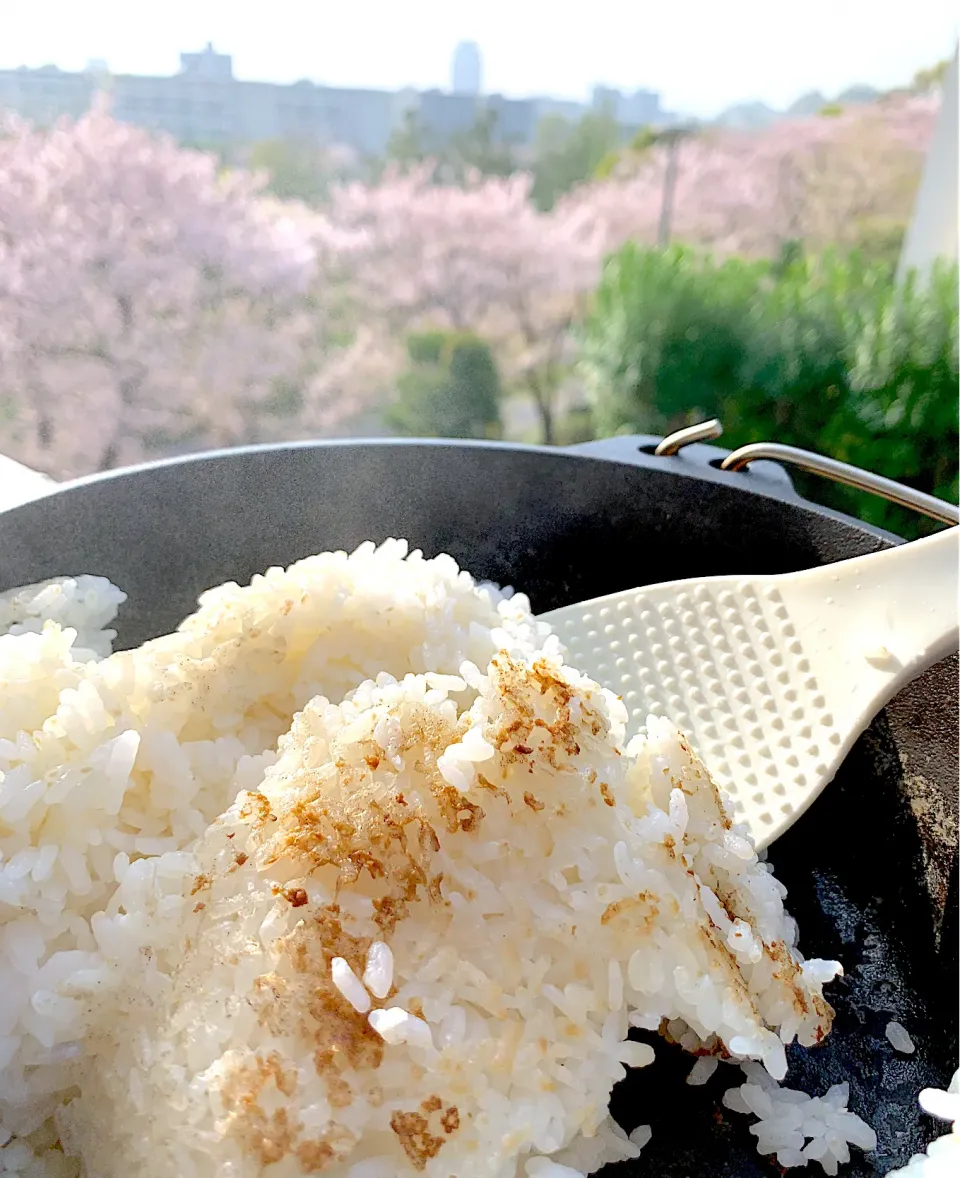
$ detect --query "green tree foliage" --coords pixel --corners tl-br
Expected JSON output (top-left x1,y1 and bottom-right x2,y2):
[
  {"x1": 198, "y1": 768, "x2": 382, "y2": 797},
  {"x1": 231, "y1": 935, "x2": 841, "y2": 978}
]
[
  {"x1": 591, "y1": 124, "x2": 695, "y2": 184},
  {"x1": 910, "y1": 57, "x2": 952, "y2": 94},
  {"x1": 385, "y1": 332, "x2": 503, "y2": 440},
  {"x1": 579, "y1": 245, "x2": 958, "y2": 537},
  {"x1": 445, "y1": 108, "x2": 518, "y2": 179},
  {"x1": 381, "y1": 109, "x2": 429, "y2": 172},
  {"x1": 247, "y1": 139, "x2": 339, "y2": 205},
  {"x1": 378, "y1": 108, "x2": 518, "y2": 183},
  {"x1": 530, "y1": 109, "x2": 623, "y2": 210}
]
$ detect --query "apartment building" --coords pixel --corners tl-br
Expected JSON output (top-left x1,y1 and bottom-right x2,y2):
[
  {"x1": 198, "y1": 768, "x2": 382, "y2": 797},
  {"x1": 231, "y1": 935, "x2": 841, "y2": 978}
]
[{"x1": 0, "y1": 43, "x2": 666, "y2": 155}]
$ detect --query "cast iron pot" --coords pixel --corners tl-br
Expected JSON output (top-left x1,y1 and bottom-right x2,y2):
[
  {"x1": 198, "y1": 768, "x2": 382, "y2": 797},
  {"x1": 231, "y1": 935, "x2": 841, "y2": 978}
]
[{"x1": 1, "y1": 436, "x2": 956, "y2": 1177}]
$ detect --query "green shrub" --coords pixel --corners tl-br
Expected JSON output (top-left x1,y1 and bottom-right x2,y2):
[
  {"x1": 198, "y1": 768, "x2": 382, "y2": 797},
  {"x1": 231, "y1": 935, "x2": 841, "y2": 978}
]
[
  {"x1": 579, "y1": 245, "x2": 958, "y2": 537},
  {"x1": 385, "y1": 332, "x2": 503, "y2": 440},
  {"x1": 555, "y1": 405, "x2": 597, "y2": 445},
  {"x1": 404, "y1": 331, "x2": 448, "y2": 366}
]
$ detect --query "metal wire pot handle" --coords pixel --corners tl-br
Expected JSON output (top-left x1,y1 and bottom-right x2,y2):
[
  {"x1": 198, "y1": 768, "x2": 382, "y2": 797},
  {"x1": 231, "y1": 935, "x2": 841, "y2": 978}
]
[{"x1": 654, "y1": 419, "x2": 959, "y2": 527}]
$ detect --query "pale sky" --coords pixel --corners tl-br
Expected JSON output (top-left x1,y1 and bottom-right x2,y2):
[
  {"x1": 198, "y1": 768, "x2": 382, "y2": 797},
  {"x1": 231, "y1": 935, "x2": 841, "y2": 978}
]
[{"x1": 2, "y1": 0, "x2": 957, "y2": 117}]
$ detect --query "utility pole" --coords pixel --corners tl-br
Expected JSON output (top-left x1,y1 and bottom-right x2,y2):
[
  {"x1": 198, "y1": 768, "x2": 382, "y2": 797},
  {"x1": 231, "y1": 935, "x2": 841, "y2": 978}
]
[{"x1": 656, "y1": 125, "x2": 695, "y2": 248}]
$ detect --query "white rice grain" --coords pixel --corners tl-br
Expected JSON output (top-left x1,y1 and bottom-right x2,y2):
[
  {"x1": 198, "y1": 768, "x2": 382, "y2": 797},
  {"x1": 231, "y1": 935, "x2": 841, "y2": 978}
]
[
  {"x1": 724, "y1": 1062, "x2": 878, "y2": 1175},
  {"x1": 368, "y1": 1007, "x2": 434, "y2": 1049},
  {"x1": 886, "y1": 1020, "x2": 916, "y2": 1054},
  {"x1": 362, "y1": 942, "x2": 394, "y2": 1000},
  {"x1": 331, "y1": 958, "x2": 372, "y2": 1014},
  {"x1": 687, "y1": 1056, "x2": 720, "y2": 1086}
]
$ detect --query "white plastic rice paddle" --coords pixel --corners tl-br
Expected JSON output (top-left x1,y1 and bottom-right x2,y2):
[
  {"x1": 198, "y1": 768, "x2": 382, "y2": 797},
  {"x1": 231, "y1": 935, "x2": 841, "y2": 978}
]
[{"x1": 540, "y1": 526, "x2": 959, "y2": 849}]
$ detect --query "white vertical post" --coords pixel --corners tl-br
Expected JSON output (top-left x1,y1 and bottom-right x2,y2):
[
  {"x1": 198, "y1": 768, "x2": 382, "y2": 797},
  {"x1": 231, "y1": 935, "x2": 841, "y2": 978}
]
[{"x1": 896, "y1": 46, "x2": 958, "y2": 286}]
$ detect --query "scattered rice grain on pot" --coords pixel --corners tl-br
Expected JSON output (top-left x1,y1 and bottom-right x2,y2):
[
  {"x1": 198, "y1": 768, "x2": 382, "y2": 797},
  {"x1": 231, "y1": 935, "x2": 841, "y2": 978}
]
[
  {"x1": 722, "y1": 1060, "x2": 877, "y2": 1174},
  {"x1": 687, "y1": 1056, "x2": 720, "y2": 1086},
  {"x1": 886, "y1": 1020, "x2": 917, "y2": 1054}
]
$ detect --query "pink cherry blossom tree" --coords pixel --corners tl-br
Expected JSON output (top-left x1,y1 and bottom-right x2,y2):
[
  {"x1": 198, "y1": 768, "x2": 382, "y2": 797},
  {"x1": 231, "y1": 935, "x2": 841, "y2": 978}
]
[
  {"x1": 0, "y1": 99, "x2": 365, "y2": 478},
  {"x1": 327, "y1": 165, "x2": 608, "y2": 442},
  {"x1": 323, "y1": 97, "x2": 938, "y2": 444},
  {"x1": 779, "y1": 95, "x2": 939, "y2": 256},
  {"x1": 2, "y1": 94, "x2": 936, "y2": 471},
  {"x1": 565, "y1": 94, "x2": 938, "y2": 260}
]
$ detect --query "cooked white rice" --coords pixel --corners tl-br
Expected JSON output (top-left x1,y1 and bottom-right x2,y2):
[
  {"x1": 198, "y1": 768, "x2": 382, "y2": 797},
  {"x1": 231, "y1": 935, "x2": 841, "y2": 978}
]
[
  {"x1": 0, "y1": 577, "x2": 126, "y2": 661},
  {"x1": 722, "y1": 1059, "x2": 877, "y2": 1174},
  {"x1": 0, "y1": 540, "x2": 875, "y2": 1177}
]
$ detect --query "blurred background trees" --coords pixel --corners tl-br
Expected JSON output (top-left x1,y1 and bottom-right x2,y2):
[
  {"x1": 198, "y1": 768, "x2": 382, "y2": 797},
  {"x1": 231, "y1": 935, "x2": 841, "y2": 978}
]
[
  {"x1": 529, "y1": 108, "x2": 623, "y2": 209},
  {"x1": 0, "y1": 68, "x2": 955, "y2": 536},
  {"x1": 0, "y1": 99, "x2": 367, "y2": 477},
  {"x1": 579, "y1": 245, "x2": 958, "y2": 536},
  {"x1": 385, "y1": 332, "x2": 502, "y2": 439}
]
